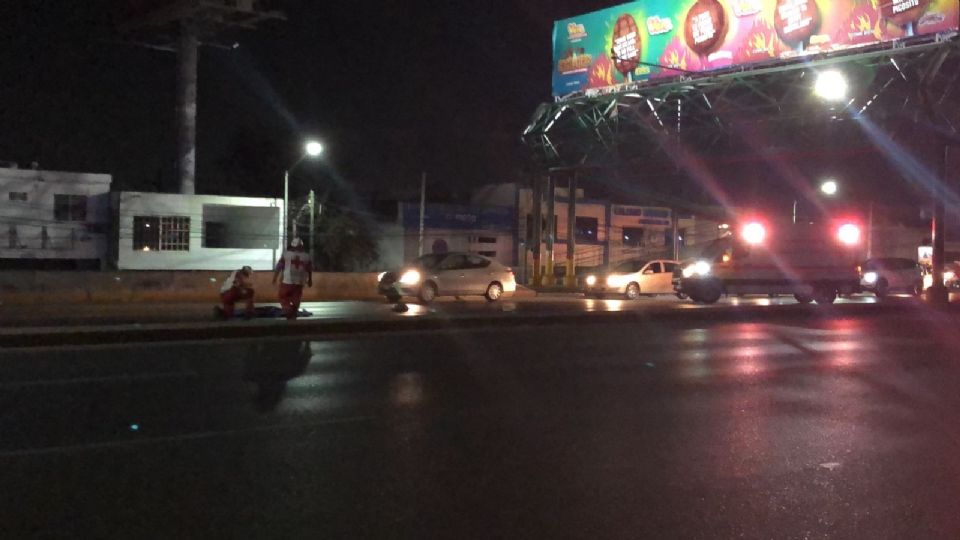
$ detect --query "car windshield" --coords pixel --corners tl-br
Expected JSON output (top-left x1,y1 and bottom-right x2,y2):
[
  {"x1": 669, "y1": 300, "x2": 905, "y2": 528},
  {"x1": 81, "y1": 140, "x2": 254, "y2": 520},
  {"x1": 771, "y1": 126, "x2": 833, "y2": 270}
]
[{"x1": 415, "y1": 253, "x2": 446, "y2": 270}]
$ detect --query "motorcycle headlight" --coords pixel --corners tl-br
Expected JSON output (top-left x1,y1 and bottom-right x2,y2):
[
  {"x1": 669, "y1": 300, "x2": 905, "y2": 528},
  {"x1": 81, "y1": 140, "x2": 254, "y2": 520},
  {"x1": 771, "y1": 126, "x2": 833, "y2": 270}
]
[
  {"x1": 585, "y1": 275, "x2": 597, "y2": 286},
  {"x1": 399, "y1": 269, "x2": 421, "y2": 286},
  {"x1": 862, "y1": 271, "x2": 878, "y2": 284}
]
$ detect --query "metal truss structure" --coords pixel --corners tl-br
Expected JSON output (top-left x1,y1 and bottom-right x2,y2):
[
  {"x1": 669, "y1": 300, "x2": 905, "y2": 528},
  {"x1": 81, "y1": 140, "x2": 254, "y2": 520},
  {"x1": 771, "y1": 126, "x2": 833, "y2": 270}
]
[
  {"x1": 522, "y1": 33, "x2": 960, "y2": 298},
  {"x1": 523, "y1": 33, "x2": 960, "y2": 169}
]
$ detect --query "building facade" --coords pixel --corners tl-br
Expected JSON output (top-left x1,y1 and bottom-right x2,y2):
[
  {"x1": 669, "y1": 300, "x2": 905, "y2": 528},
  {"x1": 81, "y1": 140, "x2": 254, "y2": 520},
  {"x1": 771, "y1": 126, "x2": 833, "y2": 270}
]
[
  {"x1": 0, "y1": 167, "x2": 112, "y2": 270},
  {"x1": 112, "y1": 192, "x2": 284, "y2": 271},
  {"x1": 397, "y1": 202, "x2": 515, "y2": 267}
]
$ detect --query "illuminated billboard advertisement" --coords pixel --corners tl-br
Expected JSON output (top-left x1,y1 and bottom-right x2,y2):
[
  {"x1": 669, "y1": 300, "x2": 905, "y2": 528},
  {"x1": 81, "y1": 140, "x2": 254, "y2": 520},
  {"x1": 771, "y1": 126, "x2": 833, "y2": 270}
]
[{"x1": 553, "y1": 0, "x2": 959, "y2": 98}]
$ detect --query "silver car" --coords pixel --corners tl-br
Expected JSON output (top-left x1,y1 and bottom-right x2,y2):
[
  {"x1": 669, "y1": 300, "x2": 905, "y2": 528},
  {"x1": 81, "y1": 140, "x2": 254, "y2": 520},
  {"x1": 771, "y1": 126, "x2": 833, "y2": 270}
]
[
  {"x1": 378, "y1": 252, "x2": 517, "y2": 304},
  {"x1": 584, "y1": 259, "x2": 682, "y2": 300},
  {"x1": 860, "y1": 257, "x2": 924, "y2": 297}
]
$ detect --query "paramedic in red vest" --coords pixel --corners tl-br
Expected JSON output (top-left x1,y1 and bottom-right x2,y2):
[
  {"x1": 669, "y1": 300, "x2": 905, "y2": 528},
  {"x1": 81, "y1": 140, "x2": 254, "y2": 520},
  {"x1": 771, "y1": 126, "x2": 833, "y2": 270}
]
[
  {"x1": 220, "y1": 265, "x2": 255, "y2": 319},
  {"x1": 273, "y1": 238, "x2": 313, "y2": 320}
]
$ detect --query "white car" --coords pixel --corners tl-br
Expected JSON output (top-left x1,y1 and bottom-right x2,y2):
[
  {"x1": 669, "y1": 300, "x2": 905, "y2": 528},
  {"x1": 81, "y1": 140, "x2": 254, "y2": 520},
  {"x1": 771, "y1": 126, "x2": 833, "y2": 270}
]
[
  {"x1": 378, "y1": 252, "x2": 516, "y2": 304},
  {"x1": 584, "y1": 259, "x2": 681, "y2": 300},
  {"x1": 860, "y1": 257, "x2": 924, "y2": 297}
]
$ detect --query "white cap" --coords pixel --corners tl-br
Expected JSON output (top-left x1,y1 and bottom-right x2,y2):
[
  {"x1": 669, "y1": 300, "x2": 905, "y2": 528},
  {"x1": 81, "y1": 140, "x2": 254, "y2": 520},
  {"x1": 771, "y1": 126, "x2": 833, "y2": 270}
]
[{"x1": 290, "y1": 238, "x2": 303, "y2": 248}]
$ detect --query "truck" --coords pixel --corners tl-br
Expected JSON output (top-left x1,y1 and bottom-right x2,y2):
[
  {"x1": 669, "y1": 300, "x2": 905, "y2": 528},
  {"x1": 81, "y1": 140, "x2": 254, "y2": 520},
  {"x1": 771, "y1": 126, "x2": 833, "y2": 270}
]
[{"x1": 673, "y1": 219, "x2": 864, "y2": 305}]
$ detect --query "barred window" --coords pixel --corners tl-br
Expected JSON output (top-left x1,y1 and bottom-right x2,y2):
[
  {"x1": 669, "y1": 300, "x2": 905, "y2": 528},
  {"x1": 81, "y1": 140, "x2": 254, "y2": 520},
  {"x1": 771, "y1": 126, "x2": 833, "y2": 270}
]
[
  {"x1": 160, "y1": 217, "x2": 190, "y2": 251},
  {"x1": 133, "y1": 216, "x2": 190, "y2": 252}
]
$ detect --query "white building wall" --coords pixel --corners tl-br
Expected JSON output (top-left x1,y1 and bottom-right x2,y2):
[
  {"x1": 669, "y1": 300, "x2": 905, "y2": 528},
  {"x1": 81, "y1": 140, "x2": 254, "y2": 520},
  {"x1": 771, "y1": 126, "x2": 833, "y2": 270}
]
[
  {"x1": 0, "y1": 167, "x2": 112, "y2": 267},
  {"x1": 115, "y1": 192, "x2": 283, "y2": 271}
]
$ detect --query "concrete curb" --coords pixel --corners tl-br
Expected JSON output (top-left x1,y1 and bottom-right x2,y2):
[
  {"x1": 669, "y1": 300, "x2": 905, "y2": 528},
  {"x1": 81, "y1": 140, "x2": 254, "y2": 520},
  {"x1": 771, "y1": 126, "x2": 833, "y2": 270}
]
[{"x1": 1, "y1": 302, "x2": 940, "y2": 349}]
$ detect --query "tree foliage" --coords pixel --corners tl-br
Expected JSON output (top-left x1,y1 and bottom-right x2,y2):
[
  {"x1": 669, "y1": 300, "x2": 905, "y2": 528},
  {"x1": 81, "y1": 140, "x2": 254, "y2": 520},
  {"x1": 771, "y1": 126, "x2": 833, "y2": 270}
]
[{"x1": 312, "y1": 198, "x2": 380, "y2": 272}]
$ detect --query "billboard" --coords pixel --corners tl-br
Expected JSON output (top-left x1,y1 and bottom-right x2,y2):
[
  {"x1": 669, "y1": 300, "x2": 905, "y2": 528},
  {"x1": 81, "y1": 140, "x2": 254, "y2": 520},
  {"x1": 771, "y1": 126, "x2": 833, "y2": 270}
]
[{"x1": 552, "y1": 0, "x2": 960, "y2": 98}]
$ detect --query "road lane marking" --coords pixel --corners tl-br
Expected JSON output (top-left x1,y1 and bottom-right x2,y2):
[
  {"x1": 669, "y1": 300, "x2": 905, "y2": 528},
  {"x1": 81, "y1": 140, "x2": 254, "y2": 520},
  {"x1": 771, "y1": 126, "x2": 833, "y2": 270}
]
[
  {"x1": 0, "y1": 415, "x2": 377, "y2": 460},
  {"x1": 0, "y1": 370, "x2": 198, "y2": 390}
]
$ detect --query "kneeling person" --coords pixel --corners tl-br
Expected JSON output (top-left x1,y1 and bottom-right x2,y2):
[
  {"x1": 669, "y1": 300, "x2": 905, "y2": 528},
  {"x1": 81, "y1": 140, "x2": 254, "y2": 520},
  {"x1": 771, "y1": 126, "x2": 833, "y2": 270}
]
[{"x1": 220, "y1": 265, "x2": 255, "y2": 319}]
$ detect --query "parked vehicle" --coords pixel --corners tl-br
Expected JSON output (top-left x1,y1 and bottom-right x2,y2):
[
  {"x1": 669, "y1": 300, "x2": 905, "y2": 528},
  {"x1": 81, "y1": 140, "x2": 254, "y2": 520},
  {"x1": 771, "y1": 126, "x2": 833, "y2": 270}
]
[
  {"x1": 947, "y1": 262, "x2": 960, "y2": 289},
  {"x1": 378, "y1": 252, "x2": 516, "y2": 304},
  {"x1": 584, "y1": 259, "x2": 681, "y2": 300},
  {"x1": 860, "y1": 257, "x2": 924, "y2": 297},
  {"x1": 674, "y1": 220, "x2": 863, "y2": 305}
]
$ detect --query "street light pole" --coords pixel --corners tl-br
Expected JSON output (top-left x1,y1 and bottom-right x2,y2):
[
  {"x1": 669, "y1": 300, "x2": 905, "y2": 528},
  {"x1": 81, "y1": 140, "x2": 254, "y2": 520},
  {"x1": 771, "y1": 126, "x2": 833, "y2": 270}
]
[
  {"x1": 418, "y1": 172, "x2": 426, "y2": 257},
  {"x1": 308, "y1": 190, "x2": 316, "y2": 263},
  {"x1": 282, "y1": 140, "x2": 324, "y2": 252},
  {"x1": 283, "y1": 169, "x2": 290, "y2": 249}
]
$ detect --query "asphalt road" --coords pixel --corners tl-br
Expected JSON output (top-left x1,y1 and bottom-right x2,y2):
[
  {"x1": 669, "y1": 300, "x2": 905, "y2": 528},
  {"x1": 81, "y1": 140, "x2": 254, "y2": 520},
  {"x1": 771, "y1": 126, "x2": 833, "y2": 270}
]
[
  {"x1": 0, "y1": 292, "x2": 904, "y2": 329},
  {"x1": 3, "y1": 308, "x2": 960, "y2": 538}
]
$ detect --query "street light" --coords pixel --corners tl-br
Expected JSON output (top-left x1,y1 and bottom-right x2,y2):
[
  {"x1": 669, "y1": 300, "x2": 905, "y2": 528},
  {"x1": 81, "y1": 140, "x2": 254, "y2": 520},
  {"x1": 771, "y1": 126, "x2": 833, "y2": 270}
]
[
  {"x1": 814, "y1": 70, "x2": 848, "y2": 102},
  {"x1": 305, "y1": 140, "x2": 324, "y2": 157},
  {"x1": 820, "y1": 179, "x2": 838, "y2": 196},
  {"x1": 284, "y1": 139, "x2": 324, "y2": 249},
  {"x1": 793, "y1": 180, "x2": 840, "y2": 224}
]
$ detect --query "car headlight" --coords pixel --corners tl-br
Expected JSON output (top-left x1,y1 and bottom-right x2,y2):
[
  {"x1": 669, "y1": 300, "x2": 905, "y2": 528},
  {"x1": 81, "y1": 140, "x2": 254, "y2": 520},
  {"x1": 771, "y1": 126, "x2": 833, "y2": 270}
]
[
  {"x1": 585, "y1": 275, "x2": 597, "y2": 286},
  {"x1": 862, "y1": 271, "x2": 878, "y2": 284},
  {"x1": 944, "y1": 271, "x2": 955, "y2": 282},
  {"x1": 399, "y1": 269, "x2": 421, "y2": 285},
  {"x1": 606, "y1": 275, "x2": 626, "y2": 288},
  {"x1": 377, "y1": 271, "x2": 387, "y2": 282},
  {"x1": 682, "y1": 261, "x2": 711, "y2": 278}
]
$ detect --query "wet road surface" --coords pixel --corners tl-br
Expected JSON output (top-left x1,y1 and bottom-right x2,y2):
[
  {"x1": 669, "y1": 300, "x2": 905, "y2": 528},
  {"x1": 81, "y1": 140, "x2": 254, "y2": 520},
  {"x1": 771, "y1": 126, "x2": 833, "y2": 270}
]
[
  {"x1": 0, "y1": 292, "x2": 900, "y2": 329},
  {"x1": 3, "y1": 308, "x2": 960, "y2": 538}
]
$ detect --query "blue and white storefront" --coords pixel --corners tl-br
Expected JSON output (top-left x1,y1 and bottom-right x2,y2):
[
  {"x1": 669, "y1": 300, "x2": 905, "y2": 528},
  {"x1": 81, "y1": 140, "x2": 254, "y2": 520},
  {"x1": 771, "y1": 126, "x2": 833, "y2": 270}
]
[{"x1": 398, "y1": 202, "x2": 516, "y2": 267}]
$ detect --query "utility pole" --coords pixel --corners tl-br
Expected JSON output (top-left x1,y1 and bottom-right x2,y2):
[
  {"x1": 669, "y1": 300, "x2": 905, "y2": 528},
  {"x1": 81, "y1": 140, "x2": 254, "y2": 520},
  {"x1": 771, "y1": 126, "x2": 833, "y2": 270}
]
[
  {"x1": 118, "y1": 2, "x2": 284, "y2": 196},
  {"x1": 672, "y1": 210, "x2": 680, "y2": 260},
  {"x1": 531, "y1": 175, "x2": 543, "y2": 287},
  {"x1": 176, "y1": 19, "x2": 198, "y2": 195},
  {"x1": 918, "y1": 48, "x2": 950, "y2": 306},
  {"x1": 418, "y1": 172, "x2": 426, "y2": 257},
  {"x1": 929, "y1": 145, "x2": 950, "y2": 304},
  {"x1": 283, "y1": 170, "x2": 289, "y2": 248},
  {"x1": 565, "y1": 170, "x2": 578, "y2": 289},
  {"x1": 866, "y1": 201, "x2": 874, "y2": 259},
  {"x1": 308, "y1": 190, "x2": 316, "y2": 263}
]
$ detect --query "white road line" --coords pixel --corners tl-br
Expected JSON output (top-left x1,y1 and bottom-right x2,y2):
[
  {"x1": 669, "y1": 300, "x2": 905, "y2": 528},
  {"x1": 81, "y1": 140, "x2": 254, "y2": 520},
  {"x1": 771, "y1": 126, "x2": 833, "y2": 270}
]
[
  {"x1": 0, "y1": 415, "x2": 377, "y2": 460},
  {"x1": 0, "y1": 370, "x2": 197, "y2": 389}
]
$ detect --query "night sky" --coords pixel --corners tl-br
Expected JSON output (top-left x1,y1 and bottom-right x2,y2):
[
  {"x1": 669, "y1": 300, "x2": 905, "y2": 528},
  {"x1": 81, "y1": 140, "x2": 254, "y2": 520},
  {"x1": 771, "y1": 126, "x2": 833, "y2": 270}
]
[
  {"x1": 0, "y1": 1, "x2": 954, "y2": 220},
  {"x1": 0, "y1": 1, "x2": 614, "y2": 201}
]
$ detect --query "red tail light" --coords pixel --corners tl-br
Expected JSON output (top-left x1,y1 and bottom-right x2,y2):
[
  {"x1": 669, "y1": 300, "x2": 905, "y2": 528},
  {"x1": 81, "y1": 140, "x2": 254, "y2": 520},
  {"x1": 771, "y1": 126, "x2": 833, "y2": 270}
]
[{"x1": 838, "y1": 223, "x2": 860, "y2": 245}]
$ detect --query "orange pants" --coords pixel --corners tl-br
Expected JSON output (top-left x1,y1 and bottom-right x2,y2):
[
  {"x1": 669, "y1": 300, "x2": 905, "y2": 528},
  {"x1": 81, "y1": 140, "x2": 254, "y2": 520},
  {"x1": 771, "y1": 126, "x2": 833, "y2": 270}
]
[
  {"x1": 278, "y1": 283, "x2": 304, "y2": 319},
  {"x1": 221, "y1": 287, "x2": 254, "y2": 318}
]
